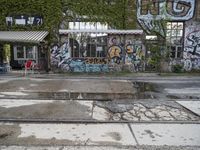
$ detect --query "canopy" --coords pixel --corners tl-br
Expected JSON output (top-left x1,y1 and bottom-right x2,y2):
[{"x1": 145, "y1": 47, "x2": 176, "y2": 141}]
[{"x1": 0, "y1": 31, "x2": 48, "y2": 43}]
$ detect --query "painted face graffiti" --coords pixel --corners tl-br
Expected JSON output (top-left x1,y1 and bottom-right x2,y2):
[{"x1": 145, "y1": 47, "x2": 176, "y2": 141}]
[
  {"x1": 108, "y1": 46, "x2": 122, "y2": 64},
  {"x1": 137, "y1": 0, "x2": 195, "y2": 37},
  {"x1": 126, "y1": 44, "x2": 134, "y2": 54}
]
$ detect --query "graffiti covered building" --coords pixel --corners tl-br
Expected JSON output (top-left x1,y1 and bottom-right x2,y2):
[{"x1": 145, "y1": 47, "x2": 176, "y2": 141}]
[
  {"x1": 51, "y1": 22, "x2": 145, "y2": 73},
  {"x1": 137, "y1": 0, "x2": 200, "y2": 71},
  {"x1": 51, "y1": 0, "x2": 200, "y2": 73}
]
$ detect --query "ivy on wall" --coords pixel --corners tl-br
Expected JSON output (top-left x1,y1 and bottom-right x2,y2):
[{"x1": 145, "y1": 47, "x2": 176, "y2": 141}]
[
  {"x1": 0, "y1": 0, "x2": 138, "y2": 41},
  {"x1": 62, "y1": 0, "x2": 137, "y2": 29},
  {"x1": 0, "y1": 0, "x2": 62, "y2": 42}
]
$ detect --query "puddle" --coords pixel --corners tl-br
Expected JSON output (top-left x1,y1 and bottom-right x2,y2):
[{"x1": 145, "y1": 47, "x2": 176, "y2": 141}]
[
  {"x1": 0, "y1": 82, "x2": 159, "y2": 100},
  {"x1": 133, "y1": 82, "x2": 157, "y2": 92},
  {"x1": 132, "y1": 82, "x2": 158, "y2": 99}
]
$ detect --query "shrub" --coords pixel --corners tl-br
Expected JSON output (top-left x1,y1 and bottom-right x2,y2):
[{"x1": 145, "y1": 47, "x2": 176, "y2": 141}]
[{"x1": 172, "y1": 64, "x2": 183, "y2": 73}]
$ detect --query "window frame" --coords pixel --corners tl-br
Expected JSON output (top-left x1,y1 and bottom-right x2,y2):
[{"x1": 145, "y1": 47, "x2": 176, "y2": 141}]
[
  {"x1": 166, "y1": 22, "x2": 184, "y2": 59},
  {"x1": 14, "y1": 45, "x2": 37, "y2": 60}
]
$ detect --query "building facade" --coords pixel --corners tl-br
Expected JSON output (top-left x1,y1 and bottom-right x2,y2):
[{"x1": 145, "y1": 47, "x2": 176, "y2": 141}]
[
  {"x1": 51, "y1": 23, "x2": 145, "y2": 73},
  {"x1": 1, "y1": 0, "x2": 199, "y2": 73},
  {"x1": 137, "y1": 0, "x2": 200, "y2": 72}
]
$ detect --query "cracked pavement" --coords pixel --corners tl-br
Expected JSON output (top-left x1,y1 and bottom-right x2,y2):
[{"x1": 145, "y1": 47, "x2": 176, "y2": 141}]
[{"x1": 0, "y1": 76, "x2": 200, "y2": 149}]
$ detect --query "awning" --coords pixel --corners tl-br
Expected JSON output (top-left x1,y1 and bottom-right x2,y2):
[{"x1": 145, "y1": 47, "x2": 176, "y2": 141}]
[
  {"x1": 59, "y1": 29, "x2": 143, "y2": 35},
  {"x1": 0, "y1": 31, "x2": 49, "y2": 43}
]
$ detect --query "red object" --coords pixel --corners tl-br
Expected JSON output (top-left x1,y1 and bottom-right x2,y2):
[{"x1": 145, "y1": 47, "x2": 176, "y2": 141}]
[{"x1": 25, "y1": 60, "x2": 33, "y2": 69}]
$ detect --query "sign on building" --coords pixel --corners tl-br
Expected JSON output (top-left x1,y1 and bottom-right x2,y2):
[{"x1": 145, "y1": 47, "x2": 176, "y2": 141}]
[{"x1": 6, "y1": 15, "x2": 43, "y2": 26}]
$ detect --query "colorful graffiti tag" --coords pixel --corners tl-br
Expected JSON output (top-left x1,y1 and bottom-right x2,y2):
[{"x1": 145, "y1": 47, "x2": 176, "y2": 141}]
[
  {"x1": 107, "y1": 36, "x2": 144, "y2": 69},
  {"x1": 51, "y1": 41, "x2": 109, "y2": 72},
  {"x1": 183, "y1": 27, "x2": 200, "y2": 71},
  {"x1": 108, "y1": 45, "x2": 122, "y2": 64},
  {"x1": 108, "y1": 36, "x2": 123, "y2": 64},
  {"x1": 51, "y1": 35, "x2": 144, "y2": 72},
  {"x1": 137, "y1": 0, "x2": 195, "y2": 37},
  {"x1": 125, "y1": 43, "x2": 144, "y2": 71},
  {"x1": 51, "y1": 42, "x2": 71, "y2": 67}
]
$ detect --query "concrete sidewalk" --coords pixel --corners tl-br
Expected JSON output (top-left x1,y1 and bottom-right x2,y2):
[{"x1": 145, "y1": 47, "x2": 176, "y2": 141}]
[
  {"x1": 0, "y1": 122, "x2": 200, "y2": 147},
  {"x1": 0, "y1": 76, "x2": 200, "y2": 150}
]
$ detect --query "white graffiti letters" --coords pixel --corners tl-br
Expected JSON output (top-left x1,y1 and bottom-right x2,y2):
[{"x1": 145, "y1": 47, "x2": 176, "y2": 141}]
[{"x1": 137, "y1": 0, "x2": 195, "y2": 37}]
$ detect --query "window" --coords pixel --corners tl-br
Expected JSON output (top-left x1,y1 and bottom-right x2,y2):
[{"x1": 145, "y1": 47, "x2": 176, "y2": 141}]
[
  {"x1": 16, "y1": 46, "x2": 24, "y2": 59},
  {"x1": 14, "y1": 45, "x2": 37, "y2": 60},
  {"x1": 68, "y1": 22, "x2": 108, "y2": 30},
  {"x1": 166, "y1": 22, "x2": 183, "y2": 45},
  {"x1": 69, "y1": 33, "x2": 108, "y2": 58},
  {"x1": 26, "y1": 46, "x2": 34, "y2": 59},
  {"x1": 68, "y1": 22, "x2": 108, "y2": 58},
  {"x1": 169, "y1": 46, "x2": 183, "y2": 59},
  {"x1": 166, "y1": 22, "x2": 184, "y2": 59}
]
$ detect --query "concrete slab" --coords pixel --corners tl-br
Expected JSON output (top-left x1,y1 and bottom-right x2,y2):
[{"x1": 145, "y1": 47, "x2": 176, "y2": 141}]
[
  {"x1": 1, "y1": 146, "x2": 200, "y2": 150},
  {"x1": 0, "y1": 92, "x2": 28, "y2": 96},
  {"x1": 131, "y1": 124, "x2": 200, "y2": 146},
  {"x1": 0, "y1": 146, "x2": 132, "y2": 150},
  {"x1": 165, "y1": 88, "x2": 200, "y2": 94},
  {"x1": 176, "y1": 101, "x2": 200, "y2": 116},
  {"x1": 18, "y1": 123, "x2": 135, "y2": 145},
  {"x1": 0, "y1": 79, "x2": 136, "y2": 94},
  {"x1": 0, "y1": 99, "x2": 54, "y2": 108},
  {"x1": 0, "y1": 99, "x2": 93, "y2": 120}
]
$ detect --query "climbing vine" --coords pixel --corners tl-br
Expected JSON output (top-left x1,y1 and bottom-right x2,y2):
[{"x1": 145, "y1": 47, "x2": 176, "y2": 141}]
[
  {"x1": 61, "y1": 0, "x2": 137, "y2": 29},
  {"x1": 0, "y1": 0, "x2": 138, "y2": 40},
  {"x1": 0, "y1": 0, "x2": 62, "y2": 41}
]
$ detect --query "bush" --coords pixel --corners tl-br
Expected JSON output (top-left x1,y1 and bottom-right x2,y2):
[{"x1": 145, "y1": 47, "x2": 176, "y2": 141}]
[{"x1": 172, "y1": 64, "x2": 183, "y2": 73}]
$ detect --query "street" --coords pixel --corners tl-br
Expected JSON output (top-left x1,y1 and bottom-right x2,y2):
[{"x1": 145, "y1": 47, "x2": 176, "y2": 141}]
[{"x1": 0, "y1": 75, "x2": 200, "y2": 150}]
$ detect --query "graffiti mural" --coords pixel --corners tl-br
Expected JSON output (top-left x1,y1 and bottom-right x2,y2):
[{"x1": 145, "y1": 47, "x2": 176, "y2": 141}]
[
  {"x1": 183, "y1": 26, "x2": 200, "y2": 71},
  {"x1": 51, "y1": 35, "x2": 144, "y2": 72},
  {"x1": 108, "y1": 36, "x2": 123, "y2": 64},
  {"x1": 125, "y1": 40, "x2": 144, "y2": 71},
  {"x1": 51, "y1": 41, "x2": 71, "y2": 67},
  {"x1": 185, "y1": 30, "x2": 200, "y2": 57},
  {"x1": 85, "y1": 57, "x2": 108, "y2": 64},
  {"x1": 108, "y1": 45, "x2": 122, "y2": 64},
  {"x1": 51, "y1": 40, "x2": 109, "y2": 72},
  {"x1": 107, "y1": 36, "x2": 144, "y2": 71},
  {"x1": 137, "y1": 0, "x2": 195, "y2": 37}
]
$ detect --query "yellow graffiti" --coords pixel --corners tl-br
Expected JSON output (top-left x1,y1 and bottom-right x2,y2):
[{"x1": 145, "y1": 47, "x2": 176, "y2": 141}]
[
  {"x1": 136, "y1": 47, "x2": 144, "y2": 59},
  {"x1": 85, "y1": 57, "x2": 108, "y2": 64},
  {"x1": 126, "y1": 45, "x2": 134, "y2": 54},
  {"x1": 108, "y1": 46, "x2": 121, "y2": 58}
]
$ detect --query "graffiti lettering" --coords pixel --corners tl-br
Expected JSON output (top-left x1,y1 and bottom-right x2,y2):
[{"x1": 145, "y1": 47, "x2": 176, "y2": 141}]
[
  {"x1": 51, "y1": 42, "x2": 71, "y2": 67},
  {"x1": 85, "y1": 57, "x2": 108, "y2": 64},
  {"x1": 185, "y1": 30, "x2": 200, "y2": 57},
  {"x1": 137, "y1": 0, "x2": 195, "y2": 37},
  {"x1": 182, "y1": 26, "x2": 200, "y2": 71}
]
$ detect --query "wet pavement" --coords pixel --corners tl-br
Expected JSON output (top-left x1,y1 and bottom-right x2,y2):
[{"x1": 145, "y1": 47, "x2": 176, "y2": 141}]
[
  {"x1": 0, "y1": 99, "x2": 199, "y2": 122},
  {"x1": 0, "y1": 76, "x2": 200, "y2": 149}
]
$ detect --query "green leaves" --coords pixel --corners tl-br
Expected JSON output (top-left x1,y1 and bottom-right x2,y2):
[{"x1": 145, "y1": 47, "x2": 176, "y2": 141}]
[
  {"x1": 0, "y1": 0, "x2": 62, "y2": 41},
  {"x1": 0, "y1": 0, "x2": 138, "y2": 41},
  {"x1": 62, "y1": 0, "x2": 137, "y2": 29}
]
